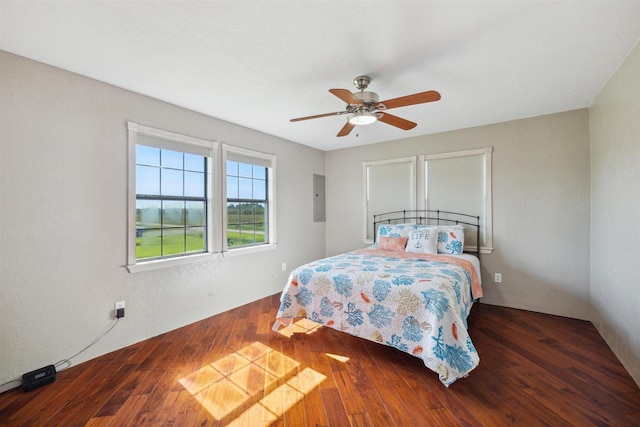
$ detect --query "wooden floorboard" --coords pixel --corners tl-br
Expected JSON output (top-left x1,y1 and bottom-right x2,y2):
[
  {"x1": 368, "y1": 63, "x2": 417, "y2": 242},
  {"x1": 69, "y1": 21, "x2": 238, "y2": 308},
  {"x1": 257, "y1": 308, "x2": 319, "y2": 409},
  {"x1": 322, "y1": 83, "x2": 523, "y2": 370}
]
[{"x1": 1, "y1": 295, "x2": 639, "y2": 426}]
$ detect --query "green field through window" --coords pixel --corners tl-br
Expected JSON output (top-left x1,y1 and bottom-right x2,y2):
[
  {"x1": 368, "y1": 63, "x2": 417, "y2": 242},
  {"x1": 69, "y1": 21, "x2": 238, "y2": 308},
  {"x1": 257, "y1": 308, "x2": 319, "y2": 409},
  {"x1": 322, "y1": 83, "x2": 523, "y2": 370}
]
[{"x1": 136, "y1": 144, "x2": 207, "y2": 260}]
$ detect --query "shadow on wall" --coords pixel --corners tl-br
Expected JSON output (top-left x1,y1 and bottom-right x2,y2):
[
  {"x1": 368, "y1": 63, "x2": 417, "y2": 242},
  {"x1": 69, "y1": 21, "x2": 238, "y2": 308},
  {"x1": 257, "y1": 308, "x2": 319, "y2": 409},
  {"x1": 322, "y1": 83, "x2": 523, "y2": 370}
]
[
  {"x1": 477, "y1": 244, "x2": 592, "y2": 321},
  {"x1": 590, "y1": 305, "x2": 640, "y2": 388}
]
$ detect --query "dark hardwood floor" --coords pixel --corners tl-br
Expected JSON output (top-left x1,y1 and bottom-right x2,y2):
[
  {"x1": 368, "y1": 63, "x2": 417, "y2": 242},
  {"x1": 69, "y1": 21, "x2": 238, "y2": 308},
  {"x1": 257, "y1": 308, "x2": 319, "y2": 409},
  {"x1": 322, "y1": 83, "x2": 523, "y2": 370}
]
[{"x1": 1, "y1": 293, "x2": 639, "y2": 426}]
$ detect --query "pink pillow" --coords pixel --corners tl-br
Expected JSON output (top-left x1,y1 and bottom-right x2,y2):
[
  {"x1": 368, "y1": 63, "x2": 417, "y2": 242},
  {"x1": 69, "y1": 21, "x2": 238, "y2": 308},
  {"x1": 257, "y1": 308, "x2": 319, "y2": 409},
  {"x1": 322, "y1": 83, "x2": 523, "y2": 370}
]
[{"x1": 378, "y1": 236, "x2": 408, "y2": 251}]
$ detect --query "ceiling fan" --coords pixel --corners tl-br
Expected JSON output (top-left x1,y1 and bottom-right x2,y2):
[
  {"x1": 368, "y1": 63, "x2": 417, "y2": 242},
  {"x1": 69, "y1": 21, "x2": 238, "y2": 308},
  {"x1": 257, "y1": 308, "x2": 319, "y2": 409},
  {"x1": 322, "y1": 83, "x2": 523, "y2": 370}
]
[{"x1": 290, "y1": 75, "x2": 441, "y2": 137}]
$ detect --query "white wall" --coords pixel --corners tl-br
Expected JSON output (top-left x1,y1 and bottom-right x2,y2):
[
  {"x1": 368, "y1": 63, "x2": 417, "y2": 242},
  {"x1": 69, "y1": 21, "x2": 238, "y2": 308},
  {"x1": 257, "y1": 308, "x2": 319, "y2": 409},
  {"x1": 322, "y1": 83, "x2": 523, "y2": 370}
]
[
  {"x1": 0, "y1": 51, "x2": 326, "y2": 389},
  {"x1": 589, "y1": 41, "x2": 640, "y2": 385},
  {"x1": 326, "y1": 109, "x2": 592, "y2": 320}
]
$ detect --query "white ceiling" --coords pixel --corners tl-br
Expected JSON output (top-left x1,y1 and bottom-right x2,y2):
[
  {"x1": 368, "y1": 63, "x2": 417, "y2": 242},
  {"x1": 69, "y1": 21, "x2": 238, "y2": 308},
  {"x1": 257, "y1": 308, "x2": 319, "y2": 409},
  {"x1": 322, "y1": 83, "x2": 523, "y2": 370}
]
[{"x1": 2, "y1": 1, "x2": 640, "y2": 152}]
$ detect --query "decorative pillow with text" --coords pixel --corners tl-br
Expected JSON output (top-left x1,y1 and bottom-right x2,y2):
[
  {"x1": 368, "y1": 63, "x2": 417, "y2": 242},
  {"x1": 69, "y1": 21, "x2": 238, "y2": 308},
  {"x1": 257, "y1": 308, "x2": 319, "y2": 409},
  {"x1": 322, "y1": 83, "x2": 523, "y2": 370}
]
[{"x1": 405, "y1": 226, "x2": 438, "y2": 254}]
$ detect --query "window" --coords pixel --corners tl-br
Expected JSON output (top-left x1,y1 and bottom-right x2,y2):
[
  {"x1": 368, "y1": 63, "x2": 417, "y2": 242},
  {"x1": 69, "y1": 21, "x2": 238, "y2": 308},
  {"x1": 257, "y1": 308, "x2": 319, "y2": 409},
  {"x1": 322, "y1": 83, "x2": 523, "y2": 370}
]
[
  {"x1": 222, "y1": 144, "x2": 276, "y2": 252},
  {"x1": 127, "y1": 124, "x2": 277, "y2": 271},
  {"x1": 127, "y1": 122, "x2": 216, "y2": 272},
  {"x1": 422, "y1": 147, "x2": 493, "y2": 253},
  {"x1": 362, "y1": 157, "x2": 417, "y2": 241},
  {"x1": 362, "y1": 148, "x2": 493, "y2": 254},
  {"x1": 226, "y1": 161, "x2": 268, "y2": 247},
  {"x1": 135, "y1": 146, "x2": 207, "y2": 259}
]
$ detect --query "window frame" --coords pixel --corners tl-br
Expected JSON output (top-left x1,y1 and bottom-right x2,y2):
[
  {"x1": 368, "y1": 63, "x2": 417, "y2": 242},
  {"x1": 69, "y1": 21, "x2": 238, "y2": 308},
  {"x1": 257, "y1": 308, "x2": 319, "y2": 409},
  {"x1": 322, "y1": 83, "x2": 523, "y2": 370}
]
[
  {"x1": 362, "y1": 156, "x2": 417, "y2": 242},
  {"x1": 361, "y1": 148, "x2": 493, "y2": 254},
  {"x1": 126, "y1": 122, "x2": 219, "y2": 273},
  {"x1": 420, "y1": 147, "x2": 493, "y2": 254},
  {"x1": 221, "y1": 143, "x2": 277, "y2": 256}
]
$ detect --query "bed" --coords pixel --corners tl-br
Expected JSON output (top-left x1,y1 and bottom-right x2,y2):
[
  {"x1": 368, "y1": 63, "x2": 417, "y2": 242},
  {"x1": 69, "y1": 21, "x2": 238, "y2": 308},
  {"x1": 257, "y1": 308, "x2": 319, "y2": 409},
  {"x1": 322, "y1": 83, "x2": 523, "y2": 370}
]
[{"x1": 273, "y1": 210, "x2": 483, "y2": 386}]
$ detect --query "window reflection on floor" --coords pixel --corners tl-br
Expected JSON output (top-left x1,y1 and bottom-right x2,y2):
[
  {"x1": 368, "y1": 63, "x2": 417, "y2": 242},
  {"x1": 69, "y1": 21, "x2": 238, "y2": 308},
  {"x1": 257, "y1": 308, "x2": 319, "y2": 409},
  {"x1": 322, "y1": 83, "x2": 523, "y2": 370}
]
[{"x1": 179, "y1": 326, "x2": 327, "y2": 425}]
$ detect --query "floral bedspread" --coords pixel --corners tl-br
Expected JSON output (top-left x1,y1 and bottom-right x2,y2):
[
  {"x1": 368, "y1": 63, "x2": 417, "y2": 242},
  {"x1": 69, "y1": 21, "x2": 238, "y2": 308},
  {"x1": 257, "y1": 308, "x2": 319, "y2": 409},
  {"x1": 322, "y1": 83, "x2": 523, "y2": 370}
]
[{"x1": 274, "y1": 248, "x2": 482, "y2": 386}]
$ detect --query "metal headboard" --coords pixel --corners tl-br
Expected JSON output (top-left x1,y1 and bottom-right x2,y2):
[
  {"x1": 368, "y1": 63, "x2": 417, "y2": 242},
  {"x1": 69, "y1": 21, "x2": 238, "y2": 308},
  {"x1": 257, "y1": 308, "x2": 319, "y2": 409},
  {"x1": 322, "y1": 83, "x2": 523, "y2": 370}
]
[{"x1": 373, "y1": 209, "x2": 481, "y2": 259}]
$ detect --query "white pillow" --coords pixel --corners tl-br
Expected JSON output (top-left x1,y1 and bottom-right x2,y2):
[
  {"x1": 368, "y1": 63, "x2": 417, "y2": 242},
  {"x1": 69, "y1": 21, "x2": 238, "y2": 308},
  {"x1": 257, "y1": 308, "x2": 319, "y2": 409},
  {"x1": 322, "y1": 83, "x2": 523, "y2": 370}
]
[
  {"x1": 405, "y1": 226, "x2": 438, "y2": 254},
  {"x1": 437, "y1": 225, "x2": 465, "y2": 255}
]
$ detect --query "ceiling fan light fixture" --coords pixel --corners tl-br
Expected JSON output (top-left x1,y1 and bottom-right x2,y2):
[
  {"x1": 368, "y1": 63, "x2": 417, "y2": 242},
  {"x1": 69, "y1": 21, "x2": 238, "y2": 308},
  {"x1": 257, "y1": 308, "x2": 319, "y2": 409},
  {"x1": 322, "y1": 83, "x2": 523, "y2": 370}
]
[
  {"x1": 348, "y1": 111, "x2": 377, "y2": 125},
  {"x1": 290, "y1": 75, "x2": 440, "y2": 137}
]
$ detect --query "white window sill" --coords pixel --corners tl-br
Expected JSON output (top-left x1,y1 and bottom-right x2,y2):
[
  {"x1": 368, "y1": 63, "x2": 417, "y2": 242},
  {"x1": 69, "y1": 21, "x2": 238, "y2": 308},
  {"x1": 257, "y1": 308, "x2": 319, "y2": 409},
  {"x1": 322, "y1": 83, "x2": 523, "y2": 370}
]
[
  {"x1": 127, "y1": 252, "x2": 220, "y2": 273},
  {"x1": 127, "y1": 244, "x2": 278, "y2": 272},
  {"x1": 223, "y1": 243, "x2": 278, "y2": 258}
]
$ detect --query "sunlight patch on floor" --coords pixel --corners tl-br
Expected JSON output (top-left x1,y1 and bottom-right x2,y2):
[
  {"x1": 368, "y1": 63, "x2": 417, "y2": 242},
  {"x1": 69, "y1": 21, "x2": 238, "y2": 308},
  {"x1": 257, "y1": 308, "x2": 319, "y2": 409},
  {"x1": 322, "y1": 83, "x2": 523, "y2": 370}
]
[
  {"x1": 179, "y1": 341, "x2": 326, "y2": 424},
  {"x1": 228, "y1": 367, "x2": 325, "y2": 427},
  {"x1": 274, "y1": 318, "x2": 323, "y2": 337},
  {"x1": 325, "y1": 353, "x2": 350, "y2": 363}
]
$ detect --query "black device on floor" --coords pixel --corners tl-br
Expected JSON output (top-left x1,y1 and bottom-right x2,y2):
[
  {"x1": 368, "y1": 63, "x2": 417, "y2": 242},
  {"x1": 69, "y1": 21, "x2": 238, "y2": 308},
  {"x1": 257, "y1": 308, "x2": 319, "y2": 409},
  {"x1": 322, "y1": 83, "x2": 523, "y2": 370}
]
[{"x1": 22, "y1": 365, "x2": 57, "y2": 391}]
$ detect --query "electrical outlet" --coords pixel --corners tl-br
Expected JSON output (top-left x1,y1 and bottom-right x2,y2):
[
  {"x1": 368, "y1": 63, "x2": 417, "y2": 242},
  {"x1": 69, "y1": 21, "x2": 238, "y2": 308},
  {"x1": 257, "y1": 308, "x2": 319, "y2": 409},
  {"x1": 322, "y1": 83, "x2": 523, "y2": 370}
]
[
  {"x1": 115, "y1": 301, "x2": 125, "y2": 318},
  {"x1": 494, "y1": 273, "x2": 502, "y2": 283},
  {"x1": 281, "y1": 262, "x2": 287, "y2": 272}
]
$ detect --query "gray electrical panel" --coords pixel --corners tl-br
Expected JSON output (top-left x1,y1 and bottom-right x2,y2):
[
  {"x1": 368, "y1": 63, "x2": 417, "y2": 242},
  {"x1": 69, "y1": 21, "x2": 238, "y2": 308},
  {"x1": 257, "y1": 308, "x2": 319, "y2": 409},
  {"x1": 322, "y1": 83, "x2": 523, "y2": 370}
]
[{"x1": 313, "y1": 174, "x2": 326, "y2": 222}]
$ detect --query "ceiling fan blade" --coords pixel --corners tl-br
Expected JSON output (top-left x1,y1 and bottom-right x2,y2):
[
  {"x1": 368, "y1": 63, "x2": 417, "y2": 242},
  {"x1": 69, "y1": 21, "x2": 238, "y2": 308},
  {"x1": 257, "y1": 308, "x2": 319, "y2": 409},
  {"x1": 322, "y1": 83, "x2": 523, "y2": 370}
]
[
  {"x1": 337, "y1": 121, "x2": 355, "y2": 137},
  {"x1": 378, "y1": 90, "x2": 441, "y2": 110},
  {"x1": 377, "y1": 112, "x2": 417, "y2": 130},
  {"x1": 329, "y1": 88, "x2": 364, "y2": 105},
  {"x1": 290, "y1": 111, "x2": 348, "y2": 122}
]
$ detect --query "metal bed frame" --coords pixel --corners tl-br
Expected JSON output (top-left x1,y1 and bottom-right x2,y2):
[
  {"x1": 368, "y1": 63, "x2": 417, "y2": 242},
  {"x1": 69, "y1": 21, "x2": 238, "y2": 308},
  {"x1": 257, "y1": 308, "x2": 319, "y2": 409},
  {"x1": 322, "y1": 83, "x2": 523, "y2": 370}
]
[{"x1": 373, "y1": 209, "x2": 481, "y2": 259}]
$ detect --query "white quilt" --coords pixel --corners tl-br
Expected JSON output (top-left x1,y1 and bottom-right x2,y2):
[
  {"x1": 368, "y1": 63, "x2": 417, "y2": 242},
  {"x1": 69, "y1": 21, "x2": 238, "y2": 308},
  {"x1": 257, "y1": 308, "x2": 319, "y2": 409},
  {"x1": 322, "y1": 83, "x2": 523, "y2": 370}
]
[{"x1": 274, "y1": 248, "x2": 482, "y2": 386}]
